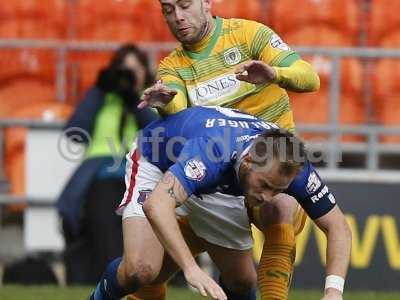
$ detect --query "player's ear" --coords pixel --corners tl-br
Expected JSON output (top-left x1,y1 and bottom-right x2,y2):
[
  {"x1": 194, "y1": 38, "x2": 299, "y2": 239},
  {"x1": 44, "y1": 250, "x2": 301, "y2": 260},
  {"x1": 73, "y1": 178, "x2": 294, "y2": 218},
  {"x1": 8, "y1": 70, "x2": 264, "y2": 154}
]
[{"x1": 241, "y1": 154, "x2": 253, "y2": 170}]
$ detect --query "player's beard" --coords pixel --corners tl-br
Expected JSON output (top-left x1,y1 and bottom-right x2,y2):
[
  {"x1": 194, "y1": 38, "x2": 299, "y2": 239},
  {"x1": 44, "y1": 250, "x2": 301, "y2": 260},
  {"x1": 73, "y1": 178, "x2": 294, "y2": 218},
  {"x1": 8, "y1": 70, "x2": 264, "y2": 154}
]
[
  {"x1": 184, "y1": 2, "x2": 213, "y2": 45},
  {"x1": 196, "y1": 17, "x2": 212, "y2": 42}
]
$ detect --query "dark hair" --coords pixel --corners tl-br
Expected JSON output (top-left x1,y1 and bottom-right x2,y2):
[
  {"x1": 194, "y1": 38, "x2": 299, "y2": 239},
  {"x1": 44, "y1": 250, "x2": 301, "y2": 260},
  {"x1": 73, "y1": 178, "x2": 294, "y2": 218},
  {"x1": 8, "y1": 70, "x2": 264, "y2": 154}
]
[
  {"x1": 249, "y1": 129, "x2": 306, "y2": 175},
  {"x1": 95, "y1": 44, "x2": 155, "y2": 141},
  {"x1": 96, "y1": 44, "x2": 154, "y2": 100},
  {"x1": 109, "y1": 43, "x2": 154, "y2": 87}
]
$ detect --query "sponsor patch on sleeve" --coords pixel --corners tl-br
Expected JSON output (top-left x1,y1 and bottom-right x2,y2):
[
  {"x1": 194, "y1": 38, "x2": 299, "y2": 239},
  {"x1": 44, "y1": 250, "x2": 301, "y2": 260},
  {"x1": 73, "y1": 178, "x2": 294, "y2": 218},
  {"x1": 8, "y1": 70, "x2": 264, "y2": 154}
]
[
  {"x1": 270, "y1": 34, "x2": 290, "y2": 51},
  {"x1": 306, "y1": 171, "x2": 322, "y2": 194},
  {"x1": 184, "y1": 159, "x2": 207, "y2": 181}
]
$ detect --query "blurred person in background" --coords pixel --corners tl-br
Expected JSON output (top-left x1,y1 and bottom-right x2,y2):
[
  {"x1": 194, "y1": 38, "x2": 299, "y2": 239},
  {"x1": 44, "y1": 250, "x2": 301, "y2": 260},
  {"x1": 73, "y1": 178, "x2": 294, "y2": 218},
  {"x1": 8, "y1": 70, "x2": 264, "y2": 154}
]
[
  {"x1": 137, "y1": 1, "x2": 320, "y2": 299},
  {"x1": 57, "y1": 44, "x2": 158, "y2": 284}
]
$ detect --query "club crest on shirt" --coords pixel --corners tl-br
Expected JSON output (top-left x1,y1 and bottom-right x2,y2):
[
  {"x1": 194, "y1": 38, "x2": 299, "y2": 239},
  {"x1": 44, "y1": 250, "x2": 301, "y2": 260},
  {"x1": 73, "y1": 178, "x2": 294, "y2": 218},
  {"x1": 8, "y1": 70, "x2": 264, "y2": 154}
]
[
  {"x1": 184, "y1": 159, "x2": 207, "y2": 181},
  {"x1": 224, "y1": 47, "x2": 242, "y2": 65},
  {"x1": 137, "y1": 189, "x2": 151, "y2": 205}
]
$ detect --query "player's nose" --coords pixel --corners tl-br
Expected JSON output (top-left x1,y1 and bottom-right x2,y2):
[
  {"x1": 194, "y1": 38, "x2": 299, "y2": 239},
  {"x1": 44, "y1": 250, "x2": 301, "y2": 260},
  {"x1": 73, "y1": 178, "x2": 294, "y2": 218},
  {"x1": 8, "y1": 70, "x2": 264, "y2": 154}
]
[{"x1": 174, "y1": 7, "x2": 186, "y2": 21}]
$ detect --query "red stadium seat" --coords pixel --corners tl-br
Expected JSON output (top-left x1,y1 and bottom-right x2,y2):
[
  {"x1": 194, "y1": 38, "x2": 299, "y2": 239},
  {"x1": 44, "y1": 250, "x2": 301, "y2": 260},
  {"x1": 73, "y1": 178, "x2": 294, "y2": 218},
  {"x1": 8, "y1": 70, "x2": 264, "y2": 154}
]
[
  {"x1": 211, "y1": 0, "x2": 263, "y2": 21},
  {"x1": 367, "y1": 0, "x2": 400, "y2": 46},
  {"x1": 268, "y1": 0, "x2": 361, "y2": 46},
  {"x1": 4, "y1": 102, "x2": 73, "y2": 196},
  {"x1": 372, "y1": 58, "x2": 400, "y2": 143},
  {"x1": 0, "y1": 0, "x2": 67, "y2": 38},
  {"x1": 72, "y1": 0, "x2": 164, "y2": 42}
]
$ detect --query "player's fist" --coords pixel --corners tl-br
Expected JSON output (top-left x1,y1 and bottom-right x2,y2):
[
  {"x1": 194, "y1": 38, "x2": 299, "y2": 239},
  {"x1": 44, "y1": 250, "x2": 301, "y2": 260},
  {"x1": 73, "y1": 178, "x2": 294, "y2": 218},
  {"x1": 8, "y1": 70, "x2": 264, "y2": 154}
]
[
  {"x1": 235, "y1": 60, "x2": 276, "y2": 85},
  {"x1": 321, "y1": 288, "x2": 343, "y2": 300},
  {"x1": 184, "y1": 265, "x2": 227, "y2": 300},
  {"x1": 138, "y1": 80, "x2": 177, "y2": 109}
]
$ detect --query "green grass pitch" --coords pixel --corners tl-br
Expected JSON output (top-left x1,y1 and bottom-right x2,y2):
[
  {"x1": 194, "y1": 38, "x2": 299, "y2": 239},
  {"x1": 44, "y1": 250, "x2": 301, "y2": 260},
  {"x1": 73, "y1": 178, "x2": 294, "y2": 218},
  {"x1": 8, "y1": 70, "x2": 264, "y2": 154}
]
[{"x1": 0, "y1": 286, "x2": 399, "y2": 300}]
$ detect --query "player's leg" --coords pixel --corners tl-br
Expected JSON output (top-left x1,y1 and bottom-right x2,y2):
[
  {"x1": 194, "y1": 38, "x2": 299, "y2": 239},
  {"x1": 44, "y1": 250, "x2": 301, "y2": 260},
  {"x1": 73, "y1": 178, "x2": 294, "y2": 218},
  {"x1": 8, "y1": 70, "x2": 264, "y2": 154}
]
[
  {"x1": 176, "y1": 193, "x2": 257, "y2": 299},
  {"x1": 89, "y1": 217, "x2": 165, "y2": 300},
  {"x1": 119, "y1": 217, "x2": 165, "y2": 288},
  {"x1": 127, "y1": 216, "x2": 207, "y2": 300},
  {"x1": 251, "y1": 193, "x2": 300, "y2": 300},
  {"x1": 206, "y1": 242, "x2": 257, "y2": 300},
  {"x1": 89, "y1": 153, "x2": 166, "y2": 300}
]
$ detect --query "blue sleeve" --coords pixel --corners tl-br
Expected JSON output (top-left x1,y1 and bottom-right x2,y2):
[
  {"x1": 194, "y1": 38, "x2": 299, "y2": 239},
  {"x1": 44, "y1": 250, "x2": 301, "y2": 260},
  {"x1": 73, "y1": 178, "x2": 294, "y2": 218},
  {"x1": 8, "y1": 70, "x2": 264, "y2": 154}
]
[
  {"x1": 286, "y1": 161, "x2": 336, "y2": 219},
  {"x1": 64, "y1": 87, "x2": 104, "y2": 144},
  {"x1": 133, "y1": 107, "x2": 160, "y2": 129},
  {"x1": 168, "y1": 138, "x2": 230, "y2": 197}
]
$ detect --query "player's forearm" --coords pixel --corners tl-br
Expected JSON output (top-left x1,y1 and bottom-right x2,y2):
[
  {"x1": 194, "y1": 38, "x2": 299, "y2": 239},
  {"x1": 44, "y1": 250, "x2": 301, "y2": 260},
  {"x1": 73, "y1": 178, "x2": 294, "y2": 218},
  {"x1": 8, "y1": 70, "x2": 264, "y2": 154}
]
[
  {"x1": 143, "y1": 196, "x2": 197, "y2": 272},
  {"x1": 324, "y1": 217, "x2": 352, "y2": 279},
  {"x1": 273, "y1": 59, "x2": 320, "y2": 92},
  {"x1": 314, "y1": 206, "x2": 351, "y2": 296}
]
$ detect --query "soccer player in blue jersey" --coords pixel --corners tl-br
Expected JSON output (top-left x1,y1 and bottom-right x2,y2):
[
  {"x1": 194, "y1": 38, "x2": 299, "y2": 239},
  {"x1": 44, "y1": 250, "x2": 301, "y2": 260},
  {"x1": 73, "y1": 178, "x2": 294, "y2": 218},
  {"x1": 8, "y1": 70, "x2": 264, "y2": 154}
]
[{"x1": 89, "y1": 107, "x2": 351, "y2": 300}]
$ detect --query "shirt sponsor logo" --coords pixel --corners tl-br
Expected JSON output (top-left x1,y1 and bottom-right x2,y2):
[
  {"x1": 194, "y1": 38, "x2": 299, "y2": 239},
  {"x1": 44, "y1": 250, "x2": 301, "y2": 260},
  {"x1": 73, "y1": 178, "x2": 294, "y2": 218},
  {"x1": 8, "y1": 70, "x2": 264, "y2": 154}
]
[
  {"x1": 188, "y1": 74, "x2": 241, "y2": 105},
  {"x1": 328, "y1": 193, "x2": 336, "y2": 204},
  {"x1": 236, "y1": 134, "x2": 260, "y2": 143},
  {"x1": 306, "y1": 172, "x2": 322, "y2": 194},
  {"x1": 184, "y1": 159, "x2": 207, "y2": 181},
  {"x1": 137, "y1": 189, "x2": 152, "y2": 205},
  {"x1": 310, "y1": 185, "x2": 331, "y2": 203},
  {"x1": 270, "y1": 34, "x2": 290, "y2": 51},
  {"x1": 224, "y1": 47, "x2": 242, "y2": 65}
]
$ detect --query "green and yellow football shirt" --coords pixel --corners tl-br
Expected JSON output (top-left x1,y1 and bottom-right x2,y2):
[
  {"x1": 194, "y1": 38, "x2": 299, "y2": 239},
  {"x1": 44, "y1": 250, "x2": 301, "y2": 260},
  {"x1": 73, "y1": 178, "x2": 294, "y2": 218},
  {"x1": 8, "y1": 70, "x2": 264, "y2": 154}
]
[{"x1": 158, "y1": 17, "x2": 301, "y2": 131}]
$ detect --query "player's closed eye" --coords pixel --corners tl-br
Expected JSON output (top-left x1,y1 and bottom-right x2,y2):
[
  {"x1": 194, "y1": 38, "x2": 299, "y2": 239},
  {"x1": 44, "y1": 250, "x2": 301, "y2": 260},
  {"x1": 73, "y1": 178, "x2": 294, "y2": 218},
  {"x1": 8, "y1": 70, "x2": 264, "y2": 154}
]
[
  {"x1": 261, "y1": 181, "x2": 271, "y2": 190},
  {"x1": 162, "y1": 5, "x2": 174, "y2": 15},
  {"x1": 261, "y1": 182, "x2": 283, "y2": 194},
  {"x1": 178, "y1": 0, "x2": 191, "y2": 9}
]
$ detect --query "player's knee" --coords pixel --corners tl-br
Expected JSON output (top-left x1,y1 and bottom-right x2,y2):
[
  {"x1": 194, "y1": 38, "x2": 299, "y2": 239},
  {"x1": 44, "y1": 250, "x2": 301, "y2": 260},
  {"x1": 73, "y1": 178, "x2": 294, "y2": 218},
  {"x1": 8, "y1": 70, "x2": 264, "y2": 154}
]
[
  {"x1": 261, "y1": 194, "x2": 297, "y2": 226},
  {"x1": 223, "y1": 272, "x2": 257, "y2": 295},
  {"x1": 122, "y1": 258, "x2": 159, "y2": 288}
]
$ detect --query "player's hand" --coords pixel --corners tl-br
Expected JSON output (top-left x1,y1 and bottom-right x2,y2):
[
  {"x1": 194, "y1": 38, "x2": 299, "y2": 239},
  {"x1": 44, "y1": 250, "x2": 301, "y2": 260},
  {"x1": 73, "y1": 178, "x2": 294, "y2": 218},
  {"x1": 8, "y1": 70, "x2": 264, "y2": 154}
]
[
  {"x1": 321, "y1": 288, "x2": 343, "y2": 300},
  {"x1": 184, "y1": 265, "x2": 227, "y2": 300},
  {"x1": 235, "y1": 60, "x2": 276, "y2": 85},
  {"x1": 138, "y1": 80, "x2": 177, "y2": 109}
]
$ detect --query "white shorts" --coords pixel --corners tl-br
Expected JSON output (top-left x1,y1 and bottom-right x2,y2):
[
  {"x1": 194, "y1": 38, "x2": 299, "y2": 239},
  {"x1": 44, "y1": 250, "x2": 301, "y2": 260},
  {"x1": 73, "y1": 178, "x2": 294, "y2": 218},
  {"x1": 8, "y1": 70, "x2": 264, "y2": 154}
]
[{"x1": 117, "y1": 151, "x2": 253, "y2": 250}]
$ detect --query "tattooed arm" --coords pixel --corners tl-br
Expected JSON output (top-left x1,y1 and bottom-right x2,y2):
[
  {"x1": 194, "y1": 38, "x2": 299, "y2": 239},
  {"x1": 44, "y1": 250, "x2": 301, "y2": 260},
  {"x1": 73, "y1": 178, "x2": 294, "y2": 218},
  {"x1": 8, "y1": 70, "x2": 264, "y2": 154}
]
[{"x1": 142, "y1": 171, "x2": 227, "y2": 300}]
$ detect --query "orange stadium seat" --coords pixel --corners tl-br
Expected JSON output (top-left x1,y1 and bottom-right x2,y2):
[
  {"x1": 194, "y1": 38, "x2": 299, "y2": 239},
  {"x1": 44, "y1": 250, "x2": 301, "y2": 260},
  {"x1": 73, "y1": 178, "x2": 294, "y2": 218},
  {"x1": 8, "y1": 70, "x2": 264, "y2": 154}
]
[
  {"x1": 66, "y1": 51, "x2": 113, "y2": 102},
  {"x1": 0, "y1": 78, "x2": 56, "y2": 118},
  {"x1": 72, "y1": 0, "x2": 165, "y2": 42},
  {"x1": 0, "y1": 0, "x2": 66, "y2": 38},
  {"x1": 4, "y1": 102, "x2": 73, "y2": 197},
  {"x1": 268, "y1": 0, "x2": 361, "y2": 46},
  {"x1": 367, "y1": 0, "x2": 400, "y2": 46},
  {"x1": 0, "y1": 49, "x2": 56, "y2": 84},
  {"x1": 279, "y1": 27, "x2": 356, "y2": 47},
  {"x1": 270, "y1": 26, "x2": 366, "y2": 141},
  {"x1": 291, "y1": 57, "x2": 366, "y2": 141},
  {"x1": 211, "y1": 0, "x2": 263, "y2": 21},
  {"x1": 372, "y1": 58, "x2": 400, "y2": 143}
]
